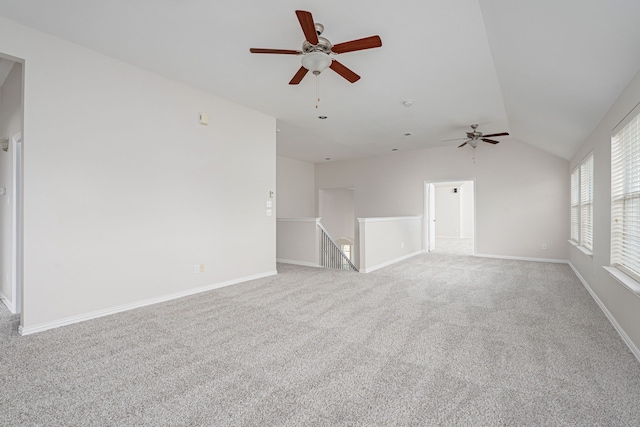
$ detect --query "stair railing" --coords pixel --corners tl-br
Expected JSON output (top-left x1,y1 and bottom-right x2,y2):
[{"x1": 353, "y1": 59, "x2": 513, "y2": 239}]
[{"x1": 317, "y1": 223, "x2": 358, "y2": 272}]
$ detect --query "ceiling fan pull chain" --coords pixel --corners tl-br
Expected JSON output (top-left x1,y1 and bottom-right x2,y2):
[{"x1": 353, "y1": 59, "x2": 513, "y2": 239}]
[{"x1": 316, "y1": 74, "x2": 320, "y2": 109}]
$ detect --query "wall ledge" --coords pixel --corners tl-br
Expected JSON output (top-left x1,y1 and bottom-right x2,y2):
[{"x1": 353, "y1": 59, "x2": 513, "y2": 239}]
[
  {"x1": 18, "y1": 270, "x2": 278, "y2": 336},
  {"x1": 603, "y1": 266, "x2": 640, "y2": 295},
  {"x1": 357, "y1": 216, "x2": 422, "y2": 223}
]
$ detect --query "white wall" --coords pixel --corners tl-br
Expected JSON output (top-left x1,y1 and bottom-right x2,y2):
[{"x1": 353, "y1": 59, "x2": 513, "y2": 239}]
[
  {"x1": 315, "y1": 139, "x2": 569, "y2": 261},
  {"x1": 569, "y1": 67, "x2": 640, "y2": 359},
  {"x1": 0, "y1": 18, "x2": 276, "y2": 333},
  {"x1": 276, "y1": 156, "x2": 315, "y2": 217},
  {"x1": 460, "y1": 181, "x2": 474, "y2": 238},
  {"x1": 0, "y1": 60, "x2": 21, "y2": 310},
  {"x1": 319, "y1": 188, "x2": 354, "y2": 243},
  {"x1": 276, "y1": 218, "x2": 320, "y2": 267},
  {"x1": 358, "y1": 216, "x2": 422, "y2": 273},
  {"x1": 435, "y1": 185, "x2": 460, "y2": 238}
]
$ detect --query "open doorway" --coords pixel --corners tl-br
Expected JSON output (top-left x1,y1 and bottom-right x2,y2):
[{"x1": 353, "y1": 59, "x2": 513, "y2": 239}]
[{"x1": 424, "y1": 180, "x2": 475, "y2": 255}]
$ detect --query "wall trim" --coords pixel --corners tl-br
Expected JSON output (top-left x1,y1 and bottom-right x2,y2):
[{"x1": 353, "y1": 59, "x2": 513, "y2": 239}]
[
  {"x1": 276, "y1": 259, "x2": 321, "y2": 268},
  {"x1": 361, "y1": 250, "x2": 422, "y2": 274},
  {"x1": 568, "y1": 262, "x2": 640, "y2": 364},
  {"x1": 276, "y1": 217, "x2": 320, "y2": 222},
  {"x1": 475, "y1": 253, "x2": 568, "y2": 264},
  {"x1": 1, "y1": 294, "x2": 17, "y2": 314},
  {"x1": 357, "y1": 216, "x2": 422, "y2": 223},
  {"x1": 18, "y1": 270, "x2": 278, "y2": 336},
  {"x1": 10, "y1": 132, "x2": 23, "y2": 316}
]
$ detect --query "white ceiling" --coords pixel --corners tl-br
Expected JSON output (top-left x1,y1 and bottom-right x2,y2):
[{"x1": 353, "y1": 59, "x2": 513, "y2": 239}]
[{"x1": 1, "y1": 0, "x2": 640, "y2": 163}]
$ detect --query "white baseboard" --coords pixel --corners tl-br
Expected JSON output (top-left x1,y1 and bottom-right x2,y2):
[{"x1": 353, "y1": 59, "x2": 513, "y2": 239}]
[
  {"x1": 568, "y1": 262, "x2": 640, "y2": 364},
  {"x1": 0, "y1": 294, "x2": 17, "y2": 314},
  {"x1": 361, "y1": 250, "x2": 422, "y2": 274},
  {"x1": 475, "y1": 253, "x2": 568, "y2": 264},
  {"x1": 18, "y1": 270, "x2": 278, "y2": 336},
  {"x1": 276, "y1": 259, "x2": 321, "y2": 268}
]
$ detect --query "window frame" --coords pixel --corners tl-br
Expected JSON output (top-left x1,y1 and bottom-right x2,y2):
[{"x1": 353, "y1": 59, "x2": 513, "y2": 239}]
[
  {"x1": 570, "y1": 166, "x2": 580, "y2": 244},
  {"x1": 570, "y1": 152, "x2": 594, "y2": 255},
  {"x1": 610, "y1": 102, "x2": 640, "y2": 285},
  {"x1": 579, "y1": 153, "x2": 594, "y2": 251}
]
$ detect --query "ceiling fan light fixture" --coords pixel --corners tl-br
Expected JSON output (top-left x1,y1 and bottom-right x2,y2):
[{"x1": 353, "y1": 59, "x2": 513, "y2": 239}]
[{"x1": 301, "y1": 52, "x2": 332, "y2": 75}]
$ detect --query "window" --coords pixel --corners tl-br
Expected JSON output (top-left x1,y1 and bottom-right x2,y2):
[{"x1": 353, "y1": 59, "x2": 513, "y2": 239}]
[
  {"x1": 570, "y1": 152, "x2": 594, "y2": 252},
  {"x1": 580, "y1": 153, "x2": 594, "y2": 250},
  {"x1": 611, "y1": 105, "x2": 640, "y2": 283},
  {"x1": 570, "y1": 167, "x2": 580, "y2": 243},
  {"x1": 340, "y1": 243, "x2": 352, "y2": 260}
]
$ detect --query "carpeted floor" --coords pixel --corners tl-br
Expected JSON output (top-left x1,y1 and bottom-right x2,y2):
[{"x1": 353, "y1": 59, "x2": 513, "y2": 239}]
[
  {"x1": 434, "y1": 237, "x2": 474, "y2": 255},
  {"x1": 1, "y1": 251, "x2": 640, "y2": 426}
]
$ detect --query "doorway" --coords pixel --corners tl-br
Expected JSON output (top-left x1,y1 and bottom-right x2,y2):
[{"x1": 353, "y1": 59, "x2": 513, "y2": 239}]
[
  {"x1": 424, "y1": 180, "x2": 475, "y2": 255},
  {"x1": 0, "y1": 55, "x2": 24, "y2": 316}
]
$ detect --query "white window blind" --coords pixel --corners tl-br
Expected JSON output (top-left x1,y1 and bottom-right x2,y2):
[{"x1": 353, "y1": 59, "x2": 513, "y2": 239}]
[
  {"x1": 611, "y1": 105, "x2": 640, "y2": 283},
  {"x1": 570, "y1": 167, "x2": 580, "y2": 243},
  {"x1": 580, "y1": 153, "x2": 594, "y2": 250}
]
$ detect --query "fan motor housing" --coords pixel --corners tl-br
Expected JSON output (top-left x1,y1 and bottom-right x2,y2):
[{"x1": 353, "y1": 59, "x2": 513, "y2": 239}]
[{"x1": 302, "y1": 36, "x2": 332, "y2": 54}]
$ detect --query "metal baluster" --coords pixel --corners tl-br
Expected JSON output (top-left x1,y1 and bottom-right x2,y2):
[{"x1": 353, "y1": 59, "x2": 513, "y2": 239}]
[{"x1": 317, "y1": 225, "x2": 358, "y2": 272}]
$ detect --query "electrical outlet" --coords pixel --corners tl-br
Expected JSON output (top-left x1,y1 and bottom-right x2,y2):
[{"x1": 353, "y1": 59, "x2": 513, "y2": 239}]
[
  {"x1": 199, "y1": 264, "x2": 205, "y2": 273},
  {"x1": 542, "y1": 244, "x2": 548, "y2": 250}
]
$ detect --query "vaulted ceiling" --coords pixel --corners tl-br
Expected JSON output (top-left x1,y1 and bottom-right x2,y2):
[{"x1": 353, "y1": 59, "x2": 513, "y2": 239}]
[{"x1": 1, "y1": 0, "x2": 640, "y2": 163}]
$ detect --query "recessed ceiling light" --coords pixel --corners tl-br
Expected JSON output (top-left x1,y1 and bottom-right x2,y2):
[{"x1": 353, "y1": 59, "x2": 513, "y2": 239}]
[
  {"x1": 318, "y1": 116, "x2": 328, "y2": 120},
  {"x1": 276, "y1": 128, "x2": 281, "y2": 132},
  {"x1": 403, "y1": 132, "x2": 413, "y2": 137},
  {"x1": 402, "y1": 100, "x2": 413, "y2": 107}
]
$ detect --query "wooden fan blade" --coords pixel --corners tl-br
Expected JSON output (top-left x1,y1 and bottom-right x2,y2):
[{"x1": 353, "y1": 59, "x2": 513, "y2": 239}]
[
  {"x1": 289, "y1": 66, "x2": 309, "y2": 85},
  {"x1": 482, "y1": 132, "x2": 509, "y2": 138},
  {"x1": 458, "y1": 141, "x2": 469, "y2": 148},
  {"x1": 296, "y1": 10, "x2": 319, "y2": 45},
  {"x1": 250, "y1": 48, "x2": 302, "y2": 55},
  {"x1": 332, "y1": 36, "x2": 382, "y2": 54},
  {"x1": 482, "y1": 138, "x2": 500, "y2": 144},
  {"x1": 329, "y1": 60, "x2": 360, "y2": 83}
]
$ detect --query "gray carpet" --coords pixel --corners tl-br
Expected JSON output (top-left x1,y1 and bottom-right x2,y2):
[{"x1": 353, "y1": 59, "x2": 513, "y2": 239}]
[
  {"x1": 434, "y1": 238, "x2": 474, "y2": 256},
  {"x1": 2, "y1": 252, "x2": 640, "y2": 426}
]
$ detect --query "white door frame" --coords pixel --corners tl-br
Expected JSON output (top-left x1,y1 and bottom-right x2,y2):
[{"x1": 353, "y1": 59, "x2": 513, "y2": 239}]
[
  {"x1": 424, "y1": 179, "x2": 477, "y2": 255},
  {"x1": 423, "y1": 182, "x2": 436, "y2": 252},
  {"x1": 11, "y1": 132, "x2": 22, "y2": 315}
]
